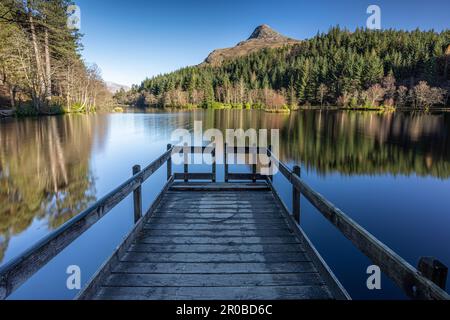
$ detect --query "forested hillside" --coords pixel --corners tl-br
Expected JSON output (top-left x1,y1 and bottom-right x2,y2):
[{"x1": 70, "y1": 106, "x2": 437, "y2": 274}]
[
  {"x1": 120, "y1": 27, "x2": 450, "y2": 111},
  {"x1": 0, "y1": 0, "x2": 112, "y2": 115}
]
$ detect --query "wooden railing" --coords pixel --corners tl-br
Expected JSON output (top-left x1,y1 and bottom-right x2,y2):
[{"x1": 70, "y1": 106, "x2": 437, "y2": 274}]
[
  {"x1": 263, "y1": 148, "x2": 450, "y2": 300},
  {"x1": 0, "y1": 146, "x2": 175, "y2": 300},
  {"x1": 224, "y1": 144, "x2": 271, "y2": 182},
  {"x1": 171, "y1": 144, "x2": 217, "y2": 182},
  {"x1": 1, "y1": 144, "x2": 448, "y2": 300}
]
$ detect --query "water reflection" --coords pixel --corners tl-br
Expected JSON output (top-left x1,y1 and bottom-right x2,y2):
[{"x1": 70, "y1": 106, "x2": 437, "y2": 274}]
[
  {"x1": 198, "y1": 110, "x2": 450, "y2": 178},
  {"x1": 0, "y1": 109, "x2": 449, "y2": 268},
  {"x1": 0, "y1": 115, "x2": 108, "y2": 263}
]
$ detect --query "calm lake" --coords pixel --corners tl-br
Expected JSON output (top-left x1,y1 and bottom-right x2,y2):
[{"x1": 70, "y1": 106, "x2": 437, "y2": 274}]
[{"x1": 1, "y1": 109, "x2": 449, "y2": 299}]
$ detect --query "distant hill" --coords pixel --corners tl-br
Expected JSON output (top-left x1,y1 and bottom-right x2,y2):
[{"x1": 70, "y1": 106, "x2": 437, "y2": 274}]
[
  {"x1": 106, "y1": 82, "x2": 130, "y2": 94},
  {"x1": 204, "y1": 24, "x2": 300, "y2": 65}
]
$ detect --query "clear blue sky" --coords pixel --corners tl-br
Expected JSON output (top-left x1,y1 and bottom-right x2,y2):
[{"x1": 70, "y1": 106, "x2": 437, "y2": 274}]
[{"x1": 75, "y1": 0, "x2": 450, "y2": 87}]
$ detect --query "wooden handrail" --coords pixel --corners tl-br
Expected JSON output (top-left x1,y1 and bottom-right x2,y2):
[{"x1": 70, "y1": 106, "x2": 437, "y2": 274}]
[
  {"x1": 173, "y1": 145, "x2": 216, "y2": 155},
  {"x1": 1, "y1": 144, "x2": 448, "y2": 300},
  {"x1": 174, "y1": 144, "x2": 217, "y2": 182},
  {"x1": 0, "y1": 147, "x2": 174, "y2": 300},
  {"x1": 267, "y1": 149, "x2": 450, "y2": 300},
  {"x1": 224, "y1": 145, "x2": 264, "y2": 183}
]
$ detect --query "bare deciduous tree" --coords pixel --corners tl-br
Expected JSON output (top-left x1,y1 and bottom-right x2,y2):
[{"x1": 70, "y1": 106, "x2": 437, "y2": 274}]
[
  {"x1": 365, "y1": 84, "x2": 385, "y2": 107},
  {"x1": 413, "y1": 81, "x2": 446, "y2": 109}
]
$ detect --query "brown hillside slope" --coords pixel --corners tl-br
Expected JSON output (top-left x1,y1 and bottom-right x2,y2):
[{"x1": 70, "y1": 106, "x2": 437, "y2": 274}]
[{"x1": 203, "y1": 25, "x2": 300, "y2": 66}]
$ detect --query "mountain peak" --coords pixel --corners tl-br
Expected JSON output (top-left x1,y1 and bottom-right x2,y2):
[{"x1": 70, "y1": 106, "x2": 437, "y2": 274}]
[
  {"x1": 248, "y1": 24, "x2": 284, "y2": 41},
  {"x1": 203, "y1": 25, "x2": 300, "y2": 65}
]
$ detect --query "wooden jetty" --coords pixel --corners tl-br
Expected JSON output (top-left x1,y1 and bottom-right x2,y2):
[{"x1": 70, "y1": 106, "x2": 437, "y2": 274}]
[{"x1": 0, "y1": 145, "x2": 448, "y2": 300}]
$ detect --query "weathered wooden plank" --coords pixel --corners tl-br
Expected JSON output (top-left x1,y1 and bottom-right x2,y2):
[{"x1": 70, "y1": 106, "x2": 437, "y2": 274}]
[
  {"x1": 227, "y1": 173, "x2": 267, "y2": 181},
  {"x1": 169, "y1": 183, "x2": 270, "y2": 191},
  {"x1": 157, "y1": 200, "x2": 278, "y2": 206},
  {"x1": 135, "y1": 236, "x2": 300, "y2": 245},
  {"x1": 112, "y1": 261, "x2": 317, "y2": 274},
  {"x1": 156, "y1": 205, "x2": 280, "y2": 210},
  {"x1": 166, "y1": 189, "x2": 268, "y2": 192},
  {"x1": 157, "y1": 208, "x2": 280, "y2": 214},
  {"x1": 169, "y1": 186, "x2": 270, "y2": 192},
  {"x1": 153, "y1": 213, "x2": 282, "y2": 219},
  {"x1": 140, "y1": 229, "x2": 292, "y2": 237},
  {"x1": 162, "y1": 193, "x2": 273, "y2": 198},
  {"x1": 154, "y1": 210, "x2": 280, "y2": 215},
  {"x1": 160, "y1": 198, "x2": 276, "y2": 203},
  {"x1": 94, "y1": 285, "x2": 332, "y2": 300},
  {"x1": 104, "y1": 273, "x2": 324, "y2": 287},
  {"x1": 171, "y1": 182, "x2": 268, "y2": 187},
  {"x1": 158, "y1": 198, "x2": 278, "y2": 204},
  {"x1": 174, "y1": 173, "x2": 214, "y2": 181},
  {"x1": 160, "y1": 200, "x2": 277, "y2": 205},
  {"x1": 163, "y1": 192, "x2": 272, "y2": 197},
  {"x1": 128, "y1": 243, "x2": 304, "y2": 254},
  {"x1": 161, "y1": 199, "x2": 276, "y2": 204},
  {"x1": 159, "y1": 198, "x2": 277, "y2": 203},
  {"x1": 120, "y1": 252, "x2": 309, "y2": 263},
  {"x1": 164, "y1": 191, "x2": 272, "y2": 196},
  {"x1": 143, "y1": 223, "x2": 289, "y2": 231},
  {"x1": 148, "y1": 218, "x2": 285, "y2": 224},
  {"x1": 161, "y1": 196, "x2": 275, "y2": 201}
]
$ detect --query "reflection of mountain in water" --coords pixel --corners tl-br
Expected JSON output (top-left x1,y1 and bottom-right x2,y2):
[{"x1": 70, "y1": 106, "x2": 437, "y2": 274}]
[
  {"x1": 201, "y1": 110, "x2": 450, "y2": 178},
  {"x1": 0, "y1": 115, "x2": 108, "y2": 263}
]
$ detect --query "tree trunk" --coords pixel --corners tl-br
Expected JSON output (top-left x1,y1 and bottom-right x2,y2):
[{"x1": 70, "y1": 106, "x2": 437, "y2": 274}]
[
  {"x1": 44, "y1": 28, "x2": 52, "y2": 102},
  {"x1": 66, "y1": 65, "x2": 71, "y2": 109},
  {"x1": 9, "y1": 86, "x2": 16, "y2": 109},
  {"x1": 29, "y1": 13, "x2": 45, "y2": 111}
]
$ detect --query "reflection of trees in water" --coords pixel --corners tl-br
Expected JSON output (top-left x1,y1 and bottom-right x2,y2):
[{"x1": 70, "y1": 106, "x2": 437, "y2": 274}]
[
  {"x1": 0, "y1": 115, "x2": 108, "y2": 263},
  {"x1": 1, "y1": 110, "x2": 447, "y2": 262},
  {"x1": 281, "y1": 111, "x2": 450, "y2": 178},
  {"x1": 200, "y1": 110, "x2": 450, "y2": 178}
]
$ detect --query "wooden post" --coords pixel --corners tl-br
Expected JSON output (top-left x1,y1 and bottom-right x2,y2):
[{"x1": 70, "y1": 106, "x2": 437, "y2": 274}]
[
  {"x1": 184, "y1": 143, "x2": 189, "y2": 183},
  {"x1": 292, "y1": 165, "x2": 301, "y2": 224},
  {"x1": 418, "y1": 257, "x2": 448, "y2": 290},
  {"x1": 268, "y1": 145, "x2": 273, "y2": 181},
  {"x1": 252, "y1": 146, "x2": 257, "y2": 183},
  {"x1": 212, "y1": 147, "x2": 216, "y2": 183},
  {"x1": 224, "y1": 143, "x2": 229, "y2": 183},
  {"x1": 132, "y1": 165, "x2": 142, "y2": 223},
  {"x1": 167, "y1": 144, "x2": 172, "y2": 180}
]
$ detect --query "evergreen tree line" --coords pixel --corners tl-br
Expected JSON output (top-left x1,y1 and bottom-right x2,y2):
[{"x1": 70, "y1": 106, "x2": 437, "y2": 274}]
[
  {"x1": 0, "y1": 0, "x2": 112, "y2": 115},
  {"x1": 118, "y1": 27, "x2": 450, "y2": 110}
]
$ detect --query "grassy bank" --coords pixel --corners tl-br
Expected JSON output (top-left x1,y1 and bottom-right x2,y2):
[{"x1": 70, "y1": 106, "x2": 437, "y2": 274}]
[{"x1": 1, "y1": 103, "x2": 124, "y2": 118}]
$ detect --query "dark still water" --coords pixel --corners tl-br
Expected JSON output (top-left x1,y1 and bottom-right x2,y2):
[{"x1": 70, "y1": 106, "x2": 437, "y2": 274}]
[{"x1": 0, "y1": 110, "x2": 449, "y2": 299}]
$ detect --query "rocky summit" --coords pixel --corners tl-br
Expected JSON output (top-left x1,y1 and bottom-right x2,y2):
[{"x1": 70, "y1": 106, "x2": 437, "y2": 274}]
[{"x1": 204, "y1": 25, "x2": 300, "y2": 65}]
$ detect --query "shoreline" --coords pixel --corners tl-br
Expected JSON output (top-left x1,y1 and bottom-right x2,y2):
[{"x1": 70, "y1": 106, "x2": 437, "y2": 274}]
[
  {"x1": 2, "y1": 105, "x2": 449, "y2": 119},
  {"x1": 125, "y1": 105, "x2": 450, "y2": 114}
]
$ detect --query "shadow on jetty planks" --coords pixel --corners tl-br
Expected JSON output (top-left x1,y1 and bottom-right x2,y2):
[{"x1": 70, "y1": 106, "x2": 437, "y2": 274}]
[{"x1": 77, "y1": 182, "x2": 347, "y2": 300}]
